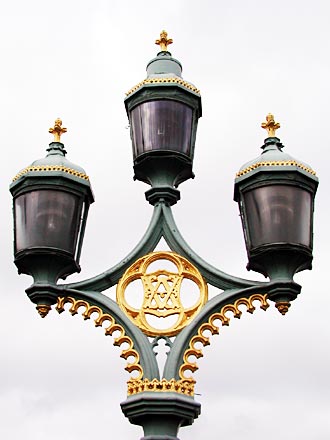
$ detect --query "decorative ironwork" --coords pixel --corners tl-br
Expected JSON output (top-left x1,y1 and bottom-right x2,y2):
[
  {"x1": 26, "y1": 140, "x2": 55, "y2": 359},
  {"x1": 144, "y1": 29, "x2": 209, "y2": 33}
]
[
  {"x1": 117, "y1": 252, "x2": 208, "y2": 337},
  {"x1": 179, "y1": 294, "x2": 270, "y2": 380},
  {"x1": 155, "y1": 30, "x2": 173, "y2": 52},
  {"x1": 236, "y1": 160, "x2": 316, "y2": 178},
  {"x1": 36, "y1": 304, "x2": 51, "y2": 318},
  {"x1": 261, "y1": 113, "x2": 280, "y2": 137},
  {"x1": 56, "y1": 297, "x2": 143, "y2": 379},
  {"x1": 10, "y1": 30, "x2": 318, "y2": 440},
  {"x1": 151, "y1": 335, "x2": 173, "y2": 355},
  {"x1": 275, "y1": 301, "x2": 291, "y2": 315},
  {"x1": 12, "y1": 165, "x2": 90, "y2": 182},
  {"x1": 125, "y1": 77, "x2": 200, "y2": 97},
  {"x1": 127, "y1": 378, "x2": 195, "y2": 396},
  {"x1": 49, "y1": 118, "x2": 67, "y2": 142}
]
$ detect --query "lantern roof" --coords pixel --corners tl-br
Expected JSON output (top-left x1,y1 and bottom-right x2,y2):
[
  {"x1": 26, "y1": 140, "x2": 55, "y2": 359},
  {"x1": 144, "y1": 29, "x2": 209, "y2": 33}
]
[
  {"x1": 11, "y1": 119, "x2": 94, "y2": 200},
  {"x1": 125, "y1": 30, "x2": 200, "y2": 98},
  {"x1": 235, "y1": 114, "x2": 318, "y2": 184}
]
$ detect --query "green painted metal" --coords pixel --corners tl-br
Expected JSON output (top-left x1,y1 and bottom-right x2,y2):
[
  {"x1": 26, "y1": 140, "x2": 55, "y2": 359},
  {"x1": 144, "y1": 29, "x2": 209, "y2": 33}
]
[
  {"x1": 66, "y1": 201, "x2": 265, "y2": 293},
  {"x1": 62, "y1": 289, "x2": 160, "y2": 380},
  {"x1": 11, "y1": 141, "x2": 317, "y2": 439},
  {"x1": 66, "y1": 203, "x2": 164, "y2": 291},
  {"x1": 235, "y1": 137, "x2": 318, "y2": 183},
  {"x1": 121, "y1": 392, "x2": 201, "y2": 440},
  {"x1": 163, "y1": 286, "x2": 263, "y2": 381},
  {"x1": 146, "y1": 51, "x2": 183, "y2": 77},
  {"x1": 124, "y1": 50, "x2": 202, "y2": 197},
  {"x1": 160, "y1": 203, "x2": 264, "y2": 290},
  {"x1": 234, "y1": 136, "x2": 318, "y2": 291},
  {"x1": 10, "y1": 41, "x2": 319, "y2": 440},
  {"x1": 10, "y1": 141, "x2": 94, "y2": 193},
  {"x1": 10, "y1": 141, "x2": 94, "y2": 286},
  {"x1": 11, "y1": 163, "x2": 317, "y2": 440},
  {"x1": 163, "y1": 279, "x2": 299, "y2": 381}
]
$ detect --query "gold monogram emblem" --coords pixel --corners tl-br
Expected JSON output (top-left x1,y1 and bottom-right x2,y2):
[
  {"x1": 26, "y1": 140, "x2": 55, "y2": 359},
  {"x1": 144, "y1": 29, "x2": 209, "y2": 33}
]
[{"x1": 116, "y1": 252, "x2": 208, "y2": 337}]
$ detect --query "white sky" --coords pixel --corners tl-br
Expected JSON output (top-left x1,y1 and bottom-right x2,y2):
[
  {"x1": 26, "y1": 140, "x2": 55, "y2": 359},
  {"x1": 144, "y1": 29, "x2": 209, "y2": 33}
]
[{"x1": 1, "y1": 0, "x2": 330, "y2": 439}]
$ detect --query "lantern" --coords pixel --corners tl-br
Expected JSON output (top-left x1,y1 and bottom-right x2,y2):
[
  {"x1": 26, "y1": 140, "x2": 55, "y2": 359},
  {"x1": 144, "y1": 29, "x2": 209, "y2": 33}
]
[
  {"x1": 10, "y1": 119, "x2": 94, "y2": 286},
  {"x1": 234, "y1": 115, "x2": 318, "y2": 292},
  {"x1": 125, "y1": 31, "x2": 202, "y2": 205}
]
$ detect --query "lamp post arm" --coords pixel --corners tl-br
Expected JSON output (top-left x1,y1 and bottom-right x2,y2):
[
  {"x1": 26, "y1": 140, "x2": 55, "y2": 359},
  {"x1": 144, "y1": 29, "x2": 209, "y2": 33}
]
[
  {"x1": 64, "y1": 200, "x2": 266, "y2": 293},
  {"x1": 65, "y1": 203, "x2": 164, "y2": 292},
  {"x1": 161, "y1": 203, "x2": 265, "y2": 290},
  {"x1": 58, "y1": 288, "x2": 160, "y2": 380},
  {"x1": 163, "y1": 284, "x2": 269, "y2": 381}
]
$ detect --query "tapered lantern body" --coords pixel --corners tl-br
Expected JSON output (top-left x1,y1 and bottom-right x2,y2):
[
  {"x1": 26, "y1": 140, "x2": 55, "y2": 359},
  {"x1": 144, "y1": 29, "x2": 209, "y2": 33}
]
[
  {"x1": 130, "y1": 100, "x2": 193, "y2": 157},
  {"x1": 243, "y1": 184, "x2": 312, "y2": 249},
  {"x1": 15, "y1": 189, "x2": 82, "y2": 255},
  {"x1": 10, "y1": 140, "x2": 94, "y2": 285},
  {"x1": 125, "y1": 37, "x2": 202, "y2": 205},
  {"x1": 234, "y1": 135, "x2": 318, "y2": 286}
]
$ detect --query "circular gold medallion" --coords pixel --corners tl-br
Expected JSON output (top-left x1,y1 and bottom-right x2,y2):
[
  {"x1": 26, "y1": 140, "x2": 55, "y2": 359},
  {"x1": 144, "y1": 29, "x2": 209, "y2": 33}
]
[{"x1": 116, "y1": 252, "x2": 208, "y2": 337}]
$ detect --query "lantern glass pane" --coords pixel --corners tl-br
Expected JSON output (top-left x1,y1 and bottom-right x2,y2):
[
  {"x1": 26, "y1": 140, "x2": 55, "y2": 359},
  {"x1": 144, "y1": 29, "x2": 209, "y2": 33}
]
[
  {"x1": 15, "y1": 190, "x2": 82, "y2": 254},
  {"x1": 131, "y1": 100, "x2": 193, "y2": 157},
  {"x1": 244, "y1": 185, "x2": 312, "y2": 248}
]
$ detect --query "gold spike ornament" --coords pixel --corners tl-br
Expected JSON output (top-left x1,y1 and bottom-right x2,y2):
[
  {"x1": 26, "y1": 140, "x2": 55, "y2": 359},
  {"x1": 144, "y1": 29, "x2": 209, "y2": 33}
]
[
  {"x1": 155, "y1": 30, "x2": 173, "y2": 52},
  {"x1": 49, "y1": 118, "x2": 67, "y2": 142},
  {"x1": 36, "y1": 304, "x2": 51, "y2": 318},
  {"x1": 261, "y1": 113, "x2": 280, "y2": 137},
  {"x1": 275, "y1": 301, "x2": 291, "y2": 315}
]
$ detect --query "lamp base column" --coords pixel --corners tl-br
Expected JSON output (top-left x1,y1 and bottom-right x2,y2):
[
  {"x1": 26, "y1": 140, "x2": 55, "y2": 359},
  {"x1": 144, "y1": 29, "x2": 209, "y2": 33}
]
[
  {"x1": 121, "y1": 392, "x2": 201, "y2": 440},
  {"x1": 141, "y1": 436, "x2": 179, "y2": 440}
]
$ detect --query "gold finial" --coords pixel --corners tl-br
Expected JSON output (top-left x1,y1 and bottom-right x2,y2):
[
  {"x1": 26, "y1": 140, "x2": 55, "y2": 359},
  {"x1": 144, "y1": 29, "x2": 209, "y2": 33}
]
[
  {"x1": 261, "y1": 113, "x2": 280, "y2": 137},
  {"x1": 155, "y1": 30, "x2": 173, "y2": 52},
  {"x1": 275, "y1": 301, "x2": 291, "y2": 316},
  {"x1": 36, "y1": 304, "x2": 51, "y2": 318},
  {"x1": 49, "y1": 118, "x2": 67, "y2": 142}
]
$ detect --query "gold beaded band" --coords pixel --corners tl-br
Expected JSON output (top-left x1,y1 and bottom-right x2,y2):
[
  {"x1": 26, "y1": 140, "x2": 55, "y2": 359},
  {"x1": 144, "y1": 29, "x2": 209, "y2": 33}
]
[
  {"x1": 126, "y1": 77, "x2": 200, "y2": 97},
  {"x1": 12, "y1": 165, "x2": 89, "y2": 182},
  {"x1": 236, "y1": 160, "x2": 316, "y2": 178}
]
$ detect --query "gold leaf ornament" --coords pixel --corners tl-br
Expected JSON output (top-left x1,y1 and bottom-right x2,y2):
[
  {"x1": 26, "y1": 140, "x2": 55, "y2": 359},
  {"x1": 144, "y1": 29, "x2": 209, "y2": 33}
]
[
  {"x1": 116, "y1": 252, "x2": 208, "y2": 337},
  {"x1": 179, "y1": 294, "x2": 270, "y2": 380},
  {"x1": 56, "y1": 297, "x2": 143, "y2": 379}
]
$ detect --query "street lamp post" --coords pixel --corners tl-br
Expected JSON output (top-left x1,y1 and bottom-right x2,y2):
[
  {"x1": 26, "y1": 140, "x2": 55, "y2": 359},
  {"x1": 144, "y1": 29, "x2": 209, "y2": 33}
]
[{"x1": 10, "y1": 32, "x2": 318, "y2": 440}]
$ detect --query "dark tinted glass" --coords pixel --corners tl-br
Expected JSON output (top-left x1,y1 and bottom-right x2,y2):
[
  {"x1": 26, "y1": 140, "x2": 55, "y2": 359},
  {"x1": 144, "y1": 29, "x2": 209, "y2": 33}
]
[
  {"x1": 131, "y1": 100, "x2": 193, "y2": 157},
  {"x1": 15, "y1": 190, "x2": 82, "y2": 254},
  {"x1": 244, "y1": 185, "x2": 312, "y2": 248}
]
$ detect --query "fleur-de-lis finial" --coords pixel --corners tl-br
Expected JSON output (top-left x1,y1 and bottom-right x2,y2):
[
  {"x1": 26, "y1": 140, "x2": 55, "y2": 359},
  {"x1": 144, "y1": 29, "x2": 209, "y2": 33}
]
[
  {"x1": 155, "y1": 30, "x2": 173, "y2": 52},
  {"x1": 261, "y1": 113, "x2": 280, "y2": 137},
  {"x1": 49, "y1": 118, "x2": 67, "y2": 142}
]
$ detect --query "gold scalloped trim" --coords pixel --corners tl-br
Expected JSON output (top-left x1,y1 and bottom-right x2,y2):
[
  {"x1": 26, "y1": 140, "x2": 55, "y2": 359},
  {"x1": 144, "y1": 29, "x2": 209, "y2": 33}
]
[
  {"x1": 127, "y1": 378, "x2": 195, "y2": 396},
  {"x1": 179, "y1": 294, "x2": 269, "y2": 380},
  {"x1": 117, "y1": 251, "x2": 208, "y2": 337},
  {"x1": 12, "y1": 165, "x2": 89, "y2": 182},
  {"x1": 236, "y1": 161, "x2": 316, "y2": 178},
  {"x1": 56, "y1": 297, "x2": 143, "y2": 380},
  {"x1": 126, "y1": 77, "x2": 200, "y2": 96}
]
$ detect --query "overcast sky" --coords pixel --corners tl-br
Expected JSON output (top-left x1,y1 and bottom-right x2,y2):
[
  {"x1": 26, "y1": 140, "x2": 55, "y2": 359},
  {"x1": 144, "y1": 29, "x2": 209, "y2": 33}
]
[{"x1": 1, "y1": 0, "x2": 330, "y2": 439}]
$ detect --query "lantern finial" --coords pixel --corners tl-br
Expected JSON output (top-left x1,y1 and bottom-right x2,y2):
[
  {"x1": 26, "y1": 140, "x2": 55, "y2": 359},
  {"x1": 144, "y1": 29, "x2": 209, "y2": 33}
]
[
  {"x1": 261, "y1": 113, "x2": 280, "y2": 137},
  {"x1": 49, "y1": 118, "x2": 67, "y2": 142},
  {"x1": 36, "y1": 304, "x2": 51, "y2": 318},
  {"x1": 155, "y1": 30, "x2": 173, "y2": 52},
  {"x1": 275, "y1": 301, "x2": 291, "y2": 315}
]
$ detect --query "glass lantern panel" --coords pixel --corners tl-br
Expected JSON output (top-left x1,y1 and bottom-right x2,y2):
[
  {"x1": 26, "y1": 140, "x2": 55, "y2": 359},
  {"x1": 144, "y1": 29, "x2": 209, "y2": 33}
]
[
  {"x1": 244, "y1": 185, "x2": 312, "y2": 248},
  {"x1": 15, "y1": 190, "x2": 82, "y2": 254},
  {"x1": 131, "y1": 100, "x2": 193, "y2": 157}
]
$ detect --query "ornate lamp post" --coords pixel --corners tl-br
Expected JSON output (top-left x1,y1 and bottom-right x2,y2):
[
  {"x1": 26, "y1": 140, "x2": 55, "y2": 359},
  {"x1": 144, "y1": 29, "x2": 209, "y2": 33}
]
[
  {"x1": 10, "y1": 32, "x2": 318, "y2": 440},
  {"x1": 125, "y1": 30, "x2": 201, "y2": 206},
  {"x1": 10, "y1": 118, "x2": 94, "y2": 317},
  {"x1": 234, "y1": 113, "x2": 318, "y2": 314}
]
